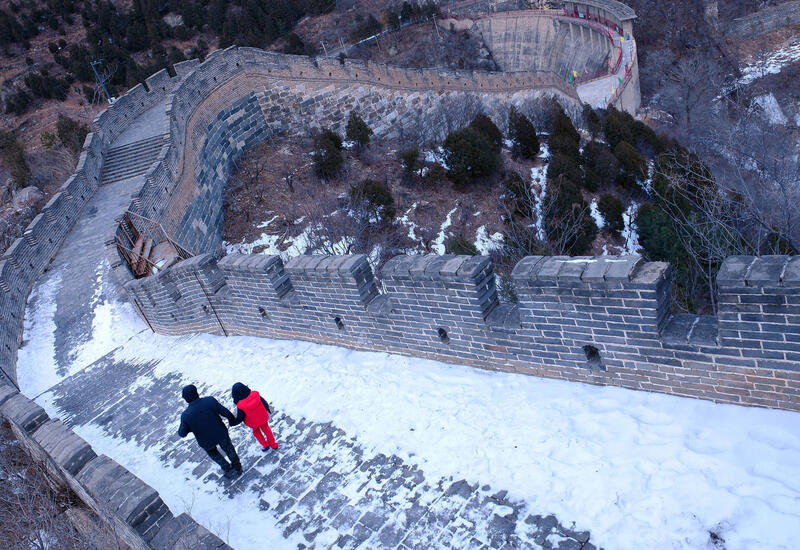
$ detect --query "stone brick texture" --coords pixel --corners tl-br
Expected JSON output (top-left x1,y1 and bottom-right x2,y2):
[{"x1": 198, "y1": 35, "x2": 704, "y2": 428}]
[
  {"x1": 0, "y1": 384, "x2": 229, "y2": 550},
  {"x1": 95, "y1": 45, "x2": 796, "y2": 415},
  {"x1": 726, "y1": 0, "x2": 800, "y2": 38},
  {"x1": 123, "y1": 252, "x2": 800, "y2": 412},
  {"x1": 0, "y1": 33, "x2": 219, "y2": 550}
]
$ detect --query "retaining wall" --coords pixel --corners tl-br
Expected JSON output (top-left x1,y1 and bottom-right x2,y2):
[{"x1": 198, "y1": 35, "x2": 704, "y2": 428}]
[
  {"x1": 109, "y1": 45, "x2": 587, "y2": 270},
  {"x1": 121, "y1": 253, "x2": 800, "y2": 412}
]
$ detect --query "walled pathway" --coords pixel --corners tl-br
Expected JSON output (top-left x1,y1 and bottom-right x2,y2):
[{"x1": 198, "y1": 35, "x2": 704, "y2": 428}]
[{"x1": 16, "y1": 108, "x2": 599, "y2": 549}]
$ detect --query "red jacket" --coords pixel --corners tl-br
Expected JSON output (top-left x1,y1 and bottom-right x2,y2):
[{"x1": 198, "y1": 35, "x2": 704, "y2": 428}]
[{"x1": 236, "y1": 390, "x2": 269, "y2": 428}]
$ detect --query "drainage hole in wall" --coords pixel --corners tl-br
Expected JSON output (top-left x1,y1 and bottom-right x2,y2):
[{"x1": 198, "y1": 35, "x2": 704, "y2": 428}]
[
  {"x1": 258, "y1": 307, "x2": 269, "y2": 320},
  {"x1": 334, "y1": 316, "x2": 345, "y2": 330},
  {"x1": 583, "y1": 345, "x2": 605, "y2": 370},
  {"x1": 437, "y1": 328, "x2": 449, "y2": 343}
]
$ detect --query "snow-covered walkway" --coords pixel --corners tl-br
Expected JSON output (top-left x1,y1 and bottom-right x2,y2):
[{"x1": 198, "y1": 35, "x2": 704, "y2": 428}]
[{"x1": 12, "y1": 115, "x2": 800, "y2": 549}]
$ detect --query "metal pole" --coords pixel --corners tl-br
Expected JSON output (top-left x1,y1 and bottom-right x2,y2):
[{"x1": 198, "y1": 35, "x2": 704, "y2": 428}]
[
  {"x1": 193, "y1": 272, "x2": 228, "y2": 337},
  {"x1": 0, "y1": 365, "x2": 20, "y2": 391},
  {"x1": 320, "y1": 40, "x2": 328, "y2": 55},
  {"x1": 131, "y1": 297, "x2": 155, "y2": 333},
  {"x1": 90, "y1": 59, "x2": 113, "y2": 104}
]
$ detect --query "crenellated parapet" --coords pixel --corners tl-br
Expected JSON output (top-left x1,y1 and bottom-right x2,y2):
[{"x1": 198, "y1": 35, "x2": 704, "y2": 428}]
[{"x1": 122, "y1": 252, "x2": 800, "y2": 412}]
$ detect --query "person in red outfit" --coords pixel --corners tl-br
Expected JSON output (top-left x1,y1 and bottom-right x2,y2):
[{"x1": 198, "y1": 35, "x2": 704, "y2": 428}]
[{"x1": 230, "y1": 382, "x2": 278, "y2": 451}]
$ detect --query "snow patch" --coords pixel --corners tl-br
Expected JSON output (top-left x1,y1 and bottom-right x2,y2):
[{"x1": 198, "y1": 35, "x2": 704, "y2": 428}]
[
  {"x1": 424, "y1": 147, "x2": 449, "y2": 170},
  {"x1": 752, "y1": 93, "x2": 788, "y2": 125},
  {"x1": 474, "y1": 226, "x2": 504, "y2": 255},
  {"x1": 736, "y1": 38, "x2": 800, "y2": 87},
  {"x1": 432, "y1": 207, "x2": 457, "y2": 254},
  {"x1": 622, "y1": 201, "x2": 641, "y2": 255},
  {"x1": 590, "y1": 198, "x2": 605, "y2": 229}
]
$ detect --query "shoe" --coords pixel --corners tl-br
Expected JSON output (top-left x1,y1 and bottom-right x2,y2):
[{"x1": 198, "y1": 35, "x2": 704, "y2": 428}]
[
  {"x1": 261, "y1": 446, "x2": 270, "y2": 452},
  {"x1": 223, "y1": 468, "x2": 238, "y2": 479},
  {"x1": 271, "y1": 443, "x2": 278, "y2": 449},
  {"x1": 234, "y1": 463, "x2": 243, "y2": 473}
]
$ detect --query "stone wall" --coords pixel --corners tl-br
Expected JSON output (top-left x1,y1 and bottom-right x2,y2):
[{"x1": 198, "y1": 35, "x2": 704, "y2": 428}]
[
  {"x1": 0, "y1": 46, "x2": 229, "y2": 550},
  {"x1": 121, "y1": 253, "x2": 800, "y2": 412},
  {"x1": 110, "y1": 45, "x2": 586, "y2": 268},
  {"x1": 0, "y1": 385, "x2": 231, "y2": 550},
  {"x1": 726, "y1": 1, "x2": 800, "y2": 38}
]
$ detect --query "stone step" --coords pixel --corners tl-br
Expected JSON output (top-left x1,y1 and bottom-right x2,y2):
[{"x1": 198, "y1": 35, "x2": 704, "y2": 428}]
[{"x1": 102, "y1": 135, "x2": 165, "y2": 184}]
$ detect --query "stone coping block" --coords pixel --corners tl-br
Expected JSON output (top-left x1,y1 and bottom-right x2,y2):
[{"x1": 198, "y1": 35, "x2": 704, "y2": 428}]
[
  {"x1": 381, "y1": 254, "x2": 492, "y2": 282},
  {"x1": 218, "y1": 253, "x2": 283, "y2": 273},
  {"x1": 0, "y1": 383, "x2": 18, "y2": 406},
  {"x1": 32, "y1": 419, "x2": 97, "y2": 476},
  {"x1": 511, "y1": 255, "x2": 647, "y2": 283},
  {"x1": 717, "y1": 255, "x2": 797, "y2": 287},
  {"x1": 150, "y1": 513, "x2": 232, "y2": 550},
  {"x1": 285, "y1": 254, "x2": 367, "y2": 278},
  {"x1": 77, "y1": 455, "x2": 165, "y2": 527},
  {"x1": 0, "y1": 393, "x2": 50, "y2": 433}
]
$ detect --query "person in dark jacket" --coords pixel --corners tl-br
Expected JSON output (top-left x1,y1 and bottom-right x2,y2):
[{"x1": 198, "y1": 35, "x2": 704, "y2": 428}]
[
  {"x1": 230, "y1": 382, "x2": 278, "y2": 451},
  {"x1": 178, "y1": 384, "x2": 242, "y2": 478}
]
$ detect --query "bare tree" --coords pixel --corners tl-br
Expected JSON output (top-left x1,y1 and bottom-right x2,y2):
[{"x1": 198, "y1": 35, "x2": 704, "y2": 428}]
[
  {"x1": 0, "y1": 423, "x2": 125, "y2": 550},
  {"x1": 662, "y1": 53, "x2": 723, "y2": 135},
  {"x1": 295, "y1": 186, "x2": 415, "y2": 274},
  {"x1": 497, "y1": 174, "x2": 595, "y2": 262}
]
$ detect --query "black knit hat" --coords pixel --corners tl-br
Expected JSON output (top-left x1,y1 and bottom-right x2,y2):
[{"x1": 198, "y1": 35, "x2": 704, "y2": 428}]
[{"x1": 182, "y1": 384, "x2": 199, "y2": 403}]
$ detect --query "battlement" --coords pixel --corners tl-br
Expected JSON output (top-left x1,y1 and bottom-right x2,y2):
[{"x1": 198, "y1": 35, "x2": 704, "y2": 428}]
[{"x1": 119, "y1": 252, "x2": 800, "y2": 411}]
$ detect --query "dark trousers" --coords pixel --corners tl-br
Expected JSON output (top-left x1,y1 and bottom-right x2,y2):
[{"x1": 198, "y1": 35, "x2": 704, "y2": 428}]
[{"x1": 205, "y1": 433, "x2": 241, "y2": 471}]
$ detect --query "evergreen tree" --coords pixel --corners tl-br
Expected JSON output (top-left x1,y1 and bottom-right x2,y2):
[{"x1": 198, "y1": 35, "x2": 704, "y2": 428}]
[
  {"x1": 508, "y1": 106, "x2": 539, "y2": 159},
  {"x1": 346, "y1": 111, "x2": 373, "y2": 148},
  {"x1": 443, "y1": 127, "x2": 500, "y2": 186}
]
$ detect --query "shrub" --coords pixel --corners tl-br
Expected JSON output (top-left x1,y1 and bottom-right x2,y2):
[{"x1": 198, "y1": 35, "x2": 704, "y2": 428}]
[
  {"x1": 0, "y1": 130, "x2": 30, "y2": 188},
  {"x1": 423, "y1": 162, "x2": 447, "y2": 188},
  {"x1": 40, "y1": 131, "x2": 56, "y2": 151},
  {"x1": 549, "y1": 104, "x2": 581, "y2": 161},
  {"x1": 603, "y1": 107, "x2": 634, "y2": 150},
  {"x1": 385, "y1": 9, "x2": 400, "y2": 30},
  {"x1": 443, "y1": 127, "x2": 500, "y2": 186},
  {"x1": 508, "y1": 106, "x2": 539, "y2": 159},
  {"x1": 24, "y1": 70, "x2": 70, "y2": 100},
  {"x1": 549, "y1": 133, "x2": 580, "y2": 161},
  {"x1": 349, "y1": 14, "x2": 382, "y2": 42},
  {"x1": 313, "y1": 133, "x2": 344, "y2": 179},
  {"x1": 581, "y1": 141, "x2": 618, "y2": 192},
  {"x1": 446, "y1": 235, "x2": 479, "y2": 255},
  {"x1": 55, "y1": 115, "x2": 88, "y2": 154},
  {"x1": 468, "y1": 114, "x2": 502, "y2": 153},
  {"x1": 284, "y1": 33, "x2": 311, "y2": 55},
  {"x1": 4, "y1": 88, "x2": 31, "y2": 115},
  {"x1": 597, "y1": 193, "x2": 624, "y2": 236},
  {"x1": 583, "y1": 105, "x2": 601, "y2": 138},
  {"x1": 350, "y1": 179, "x2": 396, "y2": 221},
  {"x1": 401, "y1": 147, "x2": 419, "y2": 174},
  {"x1": 544, "y1": 176, "x2": 597, "y2": 255},
  {"x1": 503, "y1": 170, "x2": 532, "y2": 218},
  {"x1": 546, "y1": 153, "x2": 582, "y2": 185},
  {"x1": 614, "y1": 141, "x2": 647, "y2": 189},
  {"x1": 346, "y1": 111, "x2": 373, "y2": 148},
  {"x1": 321, "y1": 128, "x2": 343, "y2": 150},
  {"x1": 553, "y1": 107, "x2": 580, "y2": 143}
]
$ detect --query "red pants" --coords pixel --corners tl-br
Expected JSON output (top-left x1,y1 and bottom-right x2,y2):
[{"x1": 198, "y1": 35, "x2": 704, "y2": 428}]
[{"x1": 252, "y1": 422, "x2": 278, "y2": 449}]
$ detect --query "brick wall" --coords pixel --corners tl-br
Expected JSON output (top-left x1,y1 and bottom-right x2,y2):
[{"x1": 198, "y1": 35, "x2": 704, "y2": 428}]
[
  {"x1": 121, "y1": 253, "x2": 800, "y2": 412},
  {"x1": 0, "y1": 385, "x2": 230, "y2": 550},
  {"x1": 726, "y1": 1, "x2": 800, "y2": 38}
]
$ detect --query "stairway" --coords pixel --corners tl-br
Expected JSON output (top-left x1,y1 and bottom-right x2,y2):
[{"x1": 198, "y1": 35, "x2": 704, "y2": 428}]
[{"x1": 101, "y1": 135, "x2": 164, "y2": 184}]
